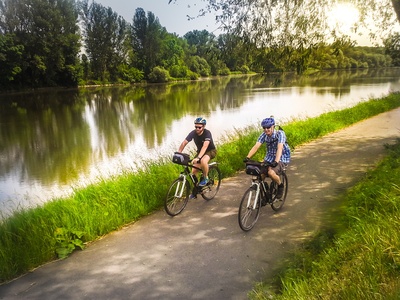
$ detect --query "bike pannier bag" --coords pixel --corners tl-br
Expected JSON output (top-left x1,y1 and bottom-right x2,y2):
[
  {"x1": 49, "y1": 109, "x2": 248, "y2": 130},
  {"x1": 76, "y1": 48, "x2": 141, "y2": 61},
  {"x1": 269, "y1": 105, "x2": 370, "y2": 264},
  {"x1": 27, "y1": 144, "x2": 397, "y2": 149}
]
[
  {"x1": 172, "y1": 152, "x2": 190, "y2": 165},
  {"x1": 245, "y1": 163, "x2": 261, "y2": 175}
]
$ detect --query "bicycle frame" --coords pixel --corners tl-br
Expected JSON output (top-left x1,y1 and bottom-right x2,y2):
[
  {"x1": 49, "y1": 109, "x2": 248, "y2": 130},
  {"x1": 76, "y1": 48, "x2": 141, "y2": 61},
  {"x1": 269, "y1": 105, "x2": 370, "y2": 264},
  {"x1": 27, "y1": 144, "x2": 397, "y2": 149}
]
[
  {"x1": 238, "y1": 160, "x2": 288, "y2": 231},
  {"x1": 164, "y1": 159, "x2": 222, "y2": 216}
]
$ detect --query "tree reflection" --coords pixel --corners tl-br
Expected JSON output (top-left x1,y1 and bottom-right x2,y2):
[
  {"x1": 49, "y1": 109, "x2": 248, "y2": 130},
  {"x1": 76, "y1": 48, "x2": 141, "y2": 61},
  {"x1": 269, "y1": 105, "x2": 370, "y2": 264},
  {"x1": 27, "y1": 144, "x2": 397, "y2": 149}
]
[{"x1": 0, "y1": 68, "x2": 399, "y2": 193}]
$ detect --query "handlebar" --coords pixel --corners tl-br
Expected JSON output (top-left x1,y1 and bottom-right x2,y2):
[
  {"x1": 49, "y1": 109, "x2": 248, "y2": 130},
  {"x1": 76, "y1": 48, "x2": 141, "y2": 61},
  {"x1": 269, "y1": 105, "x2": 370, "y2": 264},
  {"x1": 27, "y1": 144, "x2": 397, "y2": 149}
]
[{"x1": 243, "y1": 158, "x2": 273, "y2": 167}]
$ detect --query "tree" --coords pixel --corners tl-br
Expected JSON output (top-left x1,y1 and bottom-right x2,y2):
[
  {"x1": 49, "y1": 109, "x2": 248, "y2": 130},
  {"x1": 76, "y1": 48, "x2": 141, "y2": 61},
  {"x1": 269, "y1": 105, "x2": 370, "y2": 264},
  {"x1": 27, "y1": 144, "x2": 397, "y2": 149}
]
[
  {"x1": 384, "y1": 32, "x2": 400, "y2": 66},
  {"x1": 170, "y1": 0, "x2": 400, "y2": 47},
  {"x1": 80, "y1": 0, "x2": 129, "y2": 82},
  {"x1": 0, "y1": 33, "x2": 24, "y2": 87},
  {"x1": 131, "y1": 8, "x2": 167, "y2": 76},
  {"x1": 0, "y1": 0, "x2": 81, "y2": 87}
]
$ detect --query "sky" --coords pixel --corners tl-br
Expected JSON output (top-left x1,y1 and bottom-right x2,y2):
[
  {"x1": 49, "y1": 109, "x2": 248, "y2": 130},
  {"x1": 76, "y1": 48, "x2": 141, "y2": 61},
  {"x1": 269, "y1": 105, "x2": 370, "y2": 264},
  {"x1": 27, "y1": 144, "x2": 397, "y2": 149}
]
[
  {"x1": 95, "y1": 0, "x2": 375, "y2": 45},
  {"x1": 95, "y1": 0, "x2": 221, "y2": 37}
]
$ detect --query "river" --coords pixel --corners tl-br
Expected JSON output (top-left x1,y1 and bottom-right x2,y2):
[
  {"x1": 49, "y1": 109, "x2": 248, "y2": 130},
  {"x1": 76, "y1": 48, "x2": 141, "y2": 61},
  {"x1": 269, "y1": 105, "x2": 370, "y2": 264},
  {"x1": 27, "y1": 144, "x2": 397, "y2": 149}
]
[{"x1": 1, "y1": 68, "x2": 400, "y2": 216}]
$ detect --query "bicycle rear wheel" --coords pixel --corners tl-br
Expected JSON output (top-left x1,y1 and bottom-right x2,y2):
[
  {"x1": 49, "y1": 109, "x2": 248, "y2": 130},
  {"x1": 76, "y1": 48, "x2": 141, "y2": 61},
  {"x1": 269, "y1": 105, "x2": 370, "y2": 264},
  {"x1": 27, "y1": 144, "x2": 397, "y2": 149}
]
[
  {"x1": 270, "y1": 172, "x2": 288, "y2": 212},
  {"x1": 238, "y1": 186, "x2": 261, "y2": 231},
  {"x1": 164, "y1": 177, "x2": 190, "y2": 216},
  {"x1": 201, "y1": 165, "x2": 222, "y2": 201}
]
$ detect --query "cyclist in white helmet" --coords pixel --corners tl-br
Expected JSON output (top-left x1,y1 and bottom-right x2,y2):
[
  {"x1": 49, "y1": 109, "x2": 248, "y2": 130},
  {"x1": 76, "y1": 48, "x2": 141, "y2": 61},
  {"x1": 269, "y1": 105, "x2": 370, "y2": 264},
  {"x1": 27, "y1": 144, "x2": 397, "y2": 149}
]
[{"x1": 178, "y1": 117, "x2": 217, "y2": 190}]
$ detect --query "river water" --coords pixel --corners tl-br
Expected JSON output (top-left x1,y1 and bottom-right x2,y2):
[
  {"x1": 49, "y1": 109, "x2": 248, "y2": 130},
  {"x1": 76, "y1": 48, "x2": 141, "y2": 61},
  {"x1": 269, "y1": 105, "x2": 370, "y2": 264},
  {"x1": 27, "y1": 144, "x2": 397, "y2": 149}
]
[{"x1": 1, "y1": 68, "x2": 400, "y2": 216}]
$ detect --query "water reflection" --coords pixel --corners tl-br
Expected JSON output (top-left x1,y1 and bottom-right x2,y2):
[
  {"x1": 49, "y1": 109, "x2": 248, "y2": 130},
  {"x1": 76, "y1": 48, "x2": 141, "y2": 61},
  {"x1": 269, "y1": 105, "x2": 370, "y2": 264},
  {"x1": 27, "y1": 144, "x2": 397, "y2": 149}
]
[{"x1": 1, "y1": 68, "x2": 400, "y2": 214}]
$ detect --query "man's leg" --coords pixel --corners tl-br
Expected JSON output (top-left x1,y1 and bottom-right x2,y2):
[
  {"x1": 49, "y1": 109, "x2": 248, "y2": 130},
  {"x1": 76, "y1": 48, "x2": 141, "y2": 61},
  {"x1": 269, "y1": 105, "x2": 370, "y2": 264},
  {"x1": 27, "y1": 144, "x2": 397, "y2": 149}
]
[
  {"x1": 199, "y1": 155, "x2": 211, "y2": 186},
  {"x1": 268, "y1": 164, "x2": 284, "y2": 198}
]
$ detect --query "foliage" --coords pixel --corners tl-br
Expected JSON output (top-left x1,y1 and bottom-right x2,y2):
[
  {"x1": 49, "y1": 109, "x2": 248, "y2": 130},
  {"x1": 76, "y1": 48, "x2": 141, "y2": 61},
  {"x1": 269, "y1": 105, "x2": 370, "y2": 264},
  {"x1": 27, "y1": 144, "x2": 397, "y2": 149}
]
[
  {"x1": 117, "y1": 64, "x2": 144, "y2": 83},
  {"x1": 186, "y1": 0, "x2": 400, "y2": 46},
  {"x1": 148, "y1": 66, "x2": 170, "y2": 83},
  {"x1": 80, "y1": 0, "x2": 130, "y2": 83},
  {"x1": 384, "y1": 33, "x2": 400, "y2": 66},
  {"x1": 0, "y1": 33, "x2": 23, "y2": 87},
  {"x1": 54, "y1": 227, "x2": 85, "y2": 259},
  {"x1": 0, "y1": 0, "x2": 81, "y2": 88}
]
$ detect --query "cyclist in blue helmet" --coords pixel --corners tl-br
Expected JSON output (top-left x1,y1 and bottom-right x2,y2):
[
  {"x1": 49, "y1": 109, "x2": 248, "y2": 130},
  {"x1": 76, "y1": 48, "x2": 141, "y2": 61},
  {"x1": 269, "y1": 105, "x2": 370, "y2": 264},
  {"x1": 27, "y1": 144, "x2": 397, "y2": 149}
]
[
  {"x1": 178, "y1": 117, "x2": 217, "y2": 194},
  {"x1": 244, "y1": 116, "x2": 291, "y2": 199}
]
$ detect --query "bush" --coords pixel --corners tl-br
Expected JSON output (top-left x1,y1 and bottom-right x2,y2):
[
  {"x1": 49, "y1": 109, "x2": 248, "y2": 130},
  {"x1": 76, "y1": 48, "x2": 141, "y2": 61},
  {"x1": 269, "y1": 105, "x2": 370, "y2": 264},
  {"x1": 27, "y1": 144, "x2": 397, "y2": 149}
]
[
  {"x1": 148, "y1": 67, "x2": 170, "y2": 83},
  {"x1": 169, "y1": 65, "x2": 189, "y2": 79},
  {"x1": 118, "y1": 65, "x2": 144, "y2": 83},
  {"x1": 239, "y1": 65, "x2": 250, "y2": 74}
]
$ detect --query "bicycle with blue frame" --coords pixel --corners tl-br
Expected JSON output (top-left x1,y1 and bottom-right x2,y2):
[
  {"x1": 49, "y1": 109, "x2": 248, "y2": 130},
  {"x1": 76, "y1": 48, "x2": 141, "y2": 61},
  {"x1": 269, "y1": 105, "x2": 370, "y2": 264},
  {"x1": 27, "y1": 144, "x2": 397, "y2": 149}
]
[
  {"x1": 238, "y1": 159, "x2": 288, "y2": 231},
  {"x1": 164, "y1": 152, "x2": 222, "y2": 216}
]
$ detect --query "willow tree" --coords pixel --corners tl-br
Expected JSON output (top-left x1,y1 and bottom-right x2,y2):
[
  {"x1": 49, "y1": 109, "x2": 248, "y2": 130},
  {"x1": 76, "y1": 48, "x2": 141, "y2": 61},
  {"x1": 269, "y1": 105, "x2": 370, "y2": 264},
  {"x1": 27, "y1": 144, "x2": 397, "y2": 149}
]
[
  {"x1": 172, "y1": 0, "x2": 399, "y2": 44},
  {"x1": 170, "y1": 0, "x2": 399, "y2": 72}
]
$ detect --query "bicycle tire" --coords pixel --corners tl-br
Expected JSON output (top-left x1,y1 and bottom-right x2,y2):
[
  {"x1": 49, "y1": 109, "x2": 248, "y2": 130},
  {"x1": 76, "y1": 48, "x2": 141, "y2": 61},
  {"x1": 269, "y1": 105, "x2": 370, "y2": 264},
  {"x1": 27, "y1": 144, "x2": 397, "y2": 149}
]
[
  {"x1": 164, "y1": 177, "x2": 190, "y2": 216},
  {"x1": 271, "y1": 172, "x2": 288, "y2": 212},
  {"x1": 238, "y1": 186, "x2": 261, "y2": 231},
  {"x1": 200, "y1": 165, "x2": 222, "y2": 201}
]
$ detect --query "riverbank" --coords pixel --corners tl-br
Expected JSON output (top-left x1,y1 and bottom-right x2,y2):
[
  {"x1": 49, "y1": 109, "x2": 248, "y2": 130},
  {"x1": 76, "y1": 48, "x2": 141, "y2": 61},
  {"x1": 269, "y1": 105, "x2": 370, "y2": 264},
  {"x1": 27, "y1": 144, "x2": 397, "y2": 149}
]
[
  {"x1": 0, "y1": 93, "x2": 400, "y2": 283},
  {"x1": 250, "y1": 138, "x2": 400, "y2": 299}
]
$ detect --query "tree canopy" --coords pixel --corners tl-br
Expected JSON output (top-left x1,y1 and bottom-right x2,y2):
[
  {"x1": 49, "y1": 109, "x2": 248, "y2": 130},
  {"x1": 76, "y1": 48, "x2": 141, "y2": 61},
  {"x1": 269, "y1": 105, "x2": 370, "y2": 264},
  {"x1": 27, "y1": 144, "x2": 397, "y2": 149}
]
[{"x1": 170, "y1": 0, "x2": 400, "y2": 47}]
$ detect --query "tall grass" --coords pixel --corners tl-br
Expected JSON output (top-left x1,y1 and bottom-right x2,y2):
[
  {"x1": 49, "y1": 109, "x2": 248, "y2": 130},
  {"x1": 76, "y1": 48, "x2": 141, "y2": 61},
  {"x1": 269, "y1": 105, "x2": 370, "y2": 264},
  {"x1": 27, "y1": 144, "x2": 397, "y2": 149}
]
[
  {"x1": 1, "y1": 93, "x2": 400, "y2": 283},
  {"x1": 249, "y1": 140, "x2": 400, "y2": 300}
]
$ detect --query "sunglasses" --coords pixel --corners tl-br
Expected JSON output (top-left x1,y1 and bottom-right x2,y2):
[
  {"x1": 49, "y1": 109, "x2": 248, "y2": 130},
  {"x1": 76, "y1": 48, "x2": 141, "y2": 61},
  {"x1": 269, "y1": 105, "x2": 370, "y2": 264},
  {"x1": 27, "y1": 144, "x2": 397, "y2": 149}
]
[
  {"x1": 263, "y1": 126, "x2": 272, "y2": 130},
  {"x1": 195, "y1": 126, "x2": 203, "y2": 129}
]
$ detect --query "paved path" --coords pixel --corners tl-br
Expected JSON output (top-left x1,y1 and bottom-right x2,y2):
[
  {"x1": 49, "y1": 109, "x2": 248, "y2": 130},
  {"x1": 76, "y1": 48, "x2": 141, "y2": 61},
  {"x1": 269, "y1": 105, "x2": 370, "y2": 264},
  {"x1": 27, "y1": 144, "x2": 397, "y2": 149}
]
[{"x1": 1, "y1": 108, "x2": 399, "y2": 300}]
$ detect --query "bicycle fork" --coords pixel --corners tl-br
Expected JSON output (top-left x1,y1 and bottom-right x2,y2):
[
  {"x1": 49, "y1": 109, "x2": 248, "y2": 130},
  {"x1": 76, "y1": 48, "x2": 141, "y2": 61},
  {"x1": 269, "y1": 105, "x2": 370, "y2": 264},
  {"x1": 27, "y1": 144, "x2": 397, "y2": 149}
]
[
  {"x1": 247, "y1": 182, "x2": 261, "y2": 209},
  {"x1": 174, "y1": 174, "x2": 187, "y2": 198},
  {"x1": 247, "y1": 181, "x2": 270, "y2": 208}
]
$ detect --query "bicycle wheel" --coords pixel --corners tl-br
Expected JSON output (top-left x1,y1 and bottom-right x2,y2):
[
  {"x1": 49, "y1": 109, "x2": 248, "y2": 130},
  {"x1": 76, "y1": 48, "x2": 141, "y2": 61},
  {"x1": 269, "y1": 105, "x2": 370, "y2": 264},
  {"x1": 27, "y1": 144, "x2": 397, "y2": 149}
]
[
  {"x1": 164, "y1": 177, "x2": 190, "y2": 216},
  {"x1": 270, "y1": 172, "x2": 288, "y2": 212},
  {"x1": 238, "y1": 186, "x2": 261, "y2": 231},
  {"x1": 200, "y1": 165, "x2": 222, "y2": 201}
]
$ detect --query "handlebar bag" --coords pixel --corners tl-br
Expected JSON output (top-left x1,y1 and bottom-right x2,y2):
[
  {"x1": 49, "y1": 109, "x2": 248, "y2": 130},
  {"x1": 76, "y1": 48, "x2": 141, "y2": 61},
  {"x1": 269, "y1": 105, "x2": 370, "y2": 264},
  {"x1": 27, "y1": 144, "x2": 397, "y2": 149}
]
[
  {"x1": 172, "y1": 152, "x2": 190, "y2": 165},
  {"x1": 245, "y1": 162, "x2": 262, "y2": 175}
]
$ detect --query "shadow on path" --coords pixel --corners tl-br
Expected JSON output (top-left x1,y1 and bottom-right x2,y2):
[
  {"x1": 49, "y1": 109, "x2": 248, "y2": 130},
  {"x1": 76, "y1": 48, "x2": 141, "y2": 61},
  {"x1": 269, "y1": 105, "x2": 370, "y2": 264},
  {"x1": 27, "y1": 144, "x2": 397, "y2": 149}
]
[{"x1": 1, "y1": 108, "x2": 399, "y2": 300}]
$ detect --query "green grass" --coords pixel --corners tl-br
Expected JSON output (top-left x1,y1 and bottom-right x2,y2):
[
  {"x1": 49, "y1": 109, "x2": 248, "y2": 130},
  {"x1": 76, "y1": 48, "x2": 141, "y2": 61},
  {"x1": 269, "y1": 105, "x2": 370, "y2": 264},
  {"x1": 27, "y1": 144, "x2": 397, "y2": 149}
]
[
  {"x1": 249, "y1": 140, "x2": 400, "y2": 300},
  {"x1": 0, "y1": 92, "x2": 400, "y2": 283}
]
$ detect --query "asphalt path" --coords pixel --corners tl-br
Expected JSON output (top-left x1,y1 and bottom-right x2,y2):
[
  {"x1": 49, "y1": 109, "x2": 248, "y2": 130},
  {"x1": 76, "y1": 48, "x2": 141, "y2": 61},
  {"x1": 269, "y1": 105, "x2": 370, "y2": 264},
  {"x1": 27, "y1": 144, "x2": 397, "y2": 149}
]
[{"x1": 1, "y1": 108, "x2": 399, "y2": 300}]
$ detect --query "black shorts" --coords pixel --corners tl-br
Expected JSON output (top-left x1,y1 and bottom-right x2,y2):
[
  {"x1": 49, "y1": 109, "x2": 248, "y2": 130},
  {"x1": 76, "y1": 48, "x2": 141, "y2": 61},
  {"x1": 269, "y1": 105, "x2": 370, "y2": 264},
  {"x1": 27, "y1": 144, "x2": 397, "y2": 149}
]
[{"x1": 262, "y1": 161, "x2": 286, "y2": 175}]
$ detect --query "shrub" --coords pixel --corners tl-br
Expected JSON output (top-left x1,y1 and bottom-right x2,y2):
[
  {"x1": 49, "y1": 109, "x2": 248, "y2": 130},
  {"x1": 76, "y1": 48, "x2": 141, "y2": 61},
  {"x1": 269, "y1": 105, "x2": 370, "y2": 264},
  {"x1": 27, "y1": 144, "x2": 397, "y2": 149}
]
[{"x1": 148, "y1": 67, "x2": 170, "y2": 83}]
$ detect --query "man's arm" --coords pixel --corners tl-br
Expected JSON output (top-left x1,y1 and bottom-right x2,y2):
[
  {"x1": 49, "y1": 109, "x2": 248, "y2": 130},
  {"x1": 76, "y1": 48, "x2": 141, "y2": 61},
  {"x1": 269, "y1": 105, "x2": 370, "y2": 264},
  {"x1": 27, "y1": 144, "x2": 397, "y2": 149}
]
[
  {"x1": 178, "y1": 139, "x2": 189, "y2": 152},
  {"x1": 275, "y1": 143, "x2": 283, "y2": 162},
  {"x1": 197, "y1": 140, "x2": 210, "y2": 160},
  {"x1": 246, "y1": 142, "x2": 262, "y2": 159}
]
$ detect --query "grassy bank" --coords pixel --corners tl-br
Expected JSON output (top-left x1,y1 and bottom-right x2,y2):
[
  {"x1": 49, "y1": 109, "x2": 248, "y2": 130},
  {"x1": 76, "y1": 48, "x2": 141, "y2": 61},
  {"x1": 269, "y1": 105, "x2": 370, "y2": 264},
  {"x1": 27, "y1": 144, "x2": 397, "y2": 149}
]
[
  {"x1": 249, "y1": 139, "x2": 400, "y2": 300},
  {"x1": 1, "y1": 93, "x2": 400, "y2": 283}
]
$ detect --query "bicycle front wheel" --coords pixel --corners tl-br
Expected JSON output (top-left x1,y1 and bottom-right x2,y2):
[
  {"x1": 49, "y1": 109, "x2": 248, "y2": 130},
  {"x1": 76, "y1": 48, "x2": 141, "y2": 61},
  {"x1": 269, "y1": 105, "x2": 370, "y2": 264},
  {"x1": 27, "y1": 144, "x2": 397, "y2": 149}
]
[
  {"x1": 271, "y1": 172, "x2": 288, "y2": 212},
  {"x1": 164, "y1": 177, "x2": 190, "y2": 216},
  {"x1": 238, "y1": 186, "x2": 261, "y2": 231},
  {"x1": 201, "y1": 165, "x2": 222, "y2": 201}
]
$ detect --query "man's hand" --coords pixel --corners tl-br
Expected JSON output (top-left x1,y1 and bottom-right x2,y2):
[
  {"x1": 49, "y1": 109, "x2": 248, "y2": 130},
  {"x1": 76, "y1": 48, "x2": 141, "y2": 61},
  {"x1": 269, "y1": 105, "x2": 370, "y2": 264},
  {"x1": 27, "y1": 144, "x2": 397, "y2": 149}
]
[
  {"x1": 243, "y1": 157, "x2": 249, "y2": 163},
  {"x1": 271, "y1": 161, "x2": 278, "y2": 167}
]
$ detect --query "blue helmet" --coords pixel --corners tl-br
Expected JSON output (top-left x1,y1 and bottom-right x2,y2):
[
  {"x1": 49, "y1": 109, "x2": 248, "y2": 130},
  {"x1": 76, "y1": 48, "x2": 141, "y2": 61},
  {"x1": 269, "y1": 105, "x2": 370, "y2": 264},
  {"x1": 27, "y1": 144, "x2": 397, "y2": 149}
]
[
  {"x1": 261, "y1": 117, "x2": 275, "y2": 128},
  {"x1": 194, "y1": 117, "x2": 206, "y2": 125}
]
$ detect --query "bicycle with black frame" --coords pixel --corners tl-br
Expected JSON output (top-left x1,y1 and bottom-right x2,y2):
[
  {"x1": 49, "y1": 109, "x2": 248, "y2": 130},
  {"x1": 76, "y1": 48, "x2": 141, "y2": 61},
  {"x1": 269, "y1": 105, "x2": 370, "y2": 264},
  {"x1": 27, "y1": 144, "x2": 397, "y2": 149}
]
[
  {"x1": 164, "y1": 152, "x2": 222, "y2": 216},
  {"x1": 238, "y1": 159, "x2": 288, "y2": 231}
]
